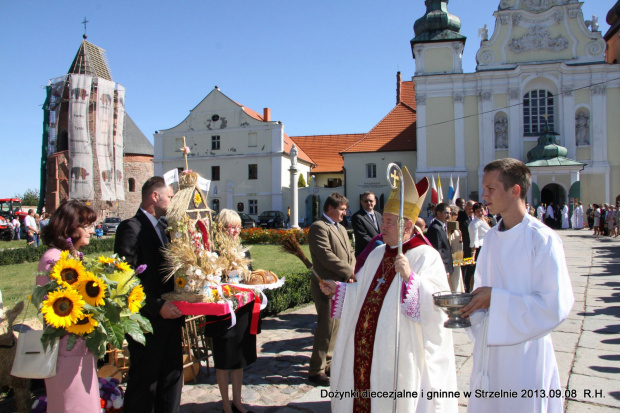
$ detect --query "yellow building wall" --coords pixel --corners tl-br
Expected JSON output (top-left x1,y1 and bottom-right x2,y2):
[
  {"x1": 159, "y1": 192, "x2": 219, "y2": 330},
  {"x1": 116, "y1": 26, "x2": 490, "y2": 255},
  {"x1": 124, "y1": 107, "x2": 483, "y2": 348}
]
[
  {"x1": 495, "y1": 150, "x2": 509, "y2": 159},
  {"x1": 464, "y1": 96, "x2": 480, "y2": 199},
  {"x1": 426, "y1": 97, "x2": 456, "y2": 168},
  {"x1": 581, "y1": 174, "x2": 606, "y2": 205},
  {"x1": 494, "y1": 94, "x2": 508, "y2": 109},
  {"x1": 576, "y1": 147, "x2": 590, "y2": 162},
  {"x1": 523, "y1": 141, "x2": 537, "y2": 157},
  {"x1": 424, "y1": 48, "x2": 455, "y2": 73},
  {"x1": 536, "y1": 175, "x2": 571, "y2": 195},
  {"x1": 504, "y1": 25, "x2": 574, "y2": 64},
  {"x1": 574, "y1": 89, "x2": 590, "y2": 106},
  {"x1": 608, "y1": 87, "x2": 620, "y2": 203}
]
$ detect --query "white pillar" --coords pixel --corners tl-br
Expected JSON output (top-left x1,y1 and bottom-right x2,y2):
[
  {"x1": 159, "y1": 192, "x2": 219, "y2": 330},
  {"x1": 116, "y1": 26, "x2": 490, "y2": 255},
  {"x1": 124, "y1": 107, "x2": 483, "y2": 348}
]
[{"x1": 289, "y1": 166, "x2": 299, "y2": 229}]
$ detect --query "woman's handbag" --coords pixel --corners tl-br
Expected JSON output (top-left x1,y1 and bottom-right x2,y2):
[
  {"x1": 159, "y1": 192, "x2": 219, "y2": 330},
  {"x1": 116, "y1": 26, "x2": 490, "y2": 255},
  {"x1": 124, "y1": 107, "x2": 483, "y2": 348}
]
[
  {"x1": 10, "y1": 329, "x2": 59, "y2": 379},
  {"x1": 10, "y1": 283, "x2": 59, "y2": 379}
]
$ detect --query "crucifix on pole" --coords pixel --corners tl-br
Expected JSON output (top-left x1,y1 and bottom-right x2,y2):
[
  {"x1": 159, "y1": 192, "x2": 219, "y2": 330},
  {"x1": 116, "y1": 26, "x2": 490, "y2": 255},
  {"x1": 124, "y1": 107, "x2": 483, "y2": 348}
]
[{"x1": 179, "y1": 136, "x2": 190, "y2": 171}]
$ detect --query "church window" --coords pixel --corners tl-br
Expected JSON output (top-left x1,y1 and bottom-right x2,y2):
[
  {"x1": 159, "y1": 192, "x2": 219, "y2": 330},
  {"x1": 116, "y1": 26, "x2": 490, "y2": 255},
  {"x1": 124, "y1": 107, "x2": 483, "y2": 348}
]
[
  {"x1": 212, "y1": 166, "x2": 220, "y2": 181},
  {"x1": 523, "y1": 90, "x2": 554, "y2": 135},
  {"x1": 366, "y1": 164, "x2": 377, "y2": 179},
  {"x1": 128, "y1": 178, "x2": 135, "y2": 192},
  {"x1": 248, "y1": 164, "x2": 258, "y2": 180},
  {"x1": 212, "y1": 199, "x2": 220, "y2": 211},
  {"x1": 249, "y1": 199, "x2": 258, "y2": 214},
  {"x1": 212, "y1": 135, "x2": 220, "y2": 150}
]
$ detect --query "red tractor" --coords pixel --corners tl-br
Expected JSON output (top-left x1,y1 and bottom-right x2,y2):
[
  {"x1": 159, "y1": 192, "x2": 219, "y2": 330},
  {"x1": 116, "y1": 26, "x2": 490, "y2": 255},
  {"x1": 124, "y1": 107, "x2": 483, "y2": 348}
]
[{"x1": 0, "y1": 198, "x2": 27, "y2": 241}]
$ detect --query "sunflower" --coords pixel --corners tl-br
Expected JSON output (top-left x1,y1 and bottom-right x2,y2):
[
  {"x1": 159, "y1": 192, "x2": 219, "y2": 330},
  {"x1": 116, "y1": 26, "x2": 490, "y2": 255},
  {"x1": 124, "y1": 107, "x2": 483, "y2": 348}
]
[
  {"x1": 175, "y1": 277, "x2": 187, "y2": 289},
  {"x1": 49, "y1": 257, "x2": 86, "y2": 287},
  {"x1": 76, "y1": 272, "x2": 106, "y2": 306},
  {"x1": 115, "y1": 261, "x2": 132, "y2": 273},
  {"x1": 127, "y1": 285, "x2": 145, "y2": 313},
  {"x1": 41, "y1": 288, "x2": 85, "y2": 329},
  {"x1": 97, "y1": 255, "x2": 116, "y2": 265},
  {"x1": 66, "y1": 313, "x2": 98, "y2": 335},
  {"x1": 194, "y1": 192, "x2": 202, "y2": 207}
]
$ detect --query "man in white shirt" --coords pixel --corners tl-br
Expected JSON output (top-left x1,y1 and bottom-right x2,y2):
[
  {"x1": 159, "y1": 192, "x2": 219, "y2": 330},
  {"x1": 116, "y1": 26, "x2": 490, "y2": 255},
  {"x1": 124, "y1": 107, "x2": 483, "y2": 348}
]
[
  {"x1": 461, "y1": 158, "x2": 574, "y2": 413},
  {"x1": 24, "y1": 209, "x2": 38, "y2": 247}
]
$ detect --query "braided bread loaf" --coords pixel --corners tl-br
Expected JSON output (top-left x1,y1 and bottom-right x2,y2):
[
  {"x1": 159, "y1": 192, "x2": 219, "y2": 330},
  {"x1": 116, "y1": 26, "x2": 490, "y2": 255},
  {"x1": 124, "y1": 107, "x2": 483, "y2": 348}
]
[{"x1": 246, "y1": 270, "x2": 278, "y2": 285}]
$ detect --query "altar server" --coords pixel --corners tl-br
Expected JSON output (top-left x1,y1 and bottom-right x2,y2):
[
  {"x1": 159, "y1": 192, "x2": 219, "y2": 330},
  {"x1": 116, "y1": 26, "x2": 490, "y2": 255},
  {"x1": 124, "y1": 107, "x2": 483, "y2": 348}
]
[
  {"x1": 461, "y1": 158, "x2": 574, "y2": 413},
  {"x1": 320, "y1": 168, "x2": 457, "y2": 413}
]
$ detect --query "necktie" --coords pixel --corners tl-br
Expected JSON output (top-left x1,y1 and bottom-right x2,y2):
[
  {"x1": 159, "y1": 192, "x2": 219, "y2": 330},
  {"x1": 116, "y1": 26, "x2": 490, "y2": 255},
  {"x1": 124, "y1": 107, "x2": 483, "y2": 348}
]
[
  {"x1": 370, "y1": 213, "x2": 378, "y2": 231},
  {"x1": 156, "y1": 219, "x2": 169, "y2": 246}
]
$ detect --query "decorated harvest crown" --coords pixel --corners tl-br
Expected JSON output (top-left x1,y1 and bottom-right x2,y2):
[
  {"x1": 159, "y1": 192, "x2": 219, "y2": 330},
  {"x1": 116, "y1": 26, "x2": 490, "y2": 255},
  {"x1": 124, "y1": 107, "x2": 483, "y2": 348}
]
[{"x1": 383, "y1": 166, "x2": 429, "y2": 222}]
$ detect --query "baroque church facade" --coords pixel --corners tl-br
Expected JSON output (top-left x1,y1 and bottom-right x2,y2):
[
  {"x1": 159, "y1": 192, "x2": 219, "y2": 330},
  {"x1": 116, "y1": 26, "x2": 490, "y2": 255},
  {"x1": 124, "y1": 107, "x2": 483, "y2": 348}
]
[{"x1": 410, "y1": 0, "x2": 620, "y2": 207}]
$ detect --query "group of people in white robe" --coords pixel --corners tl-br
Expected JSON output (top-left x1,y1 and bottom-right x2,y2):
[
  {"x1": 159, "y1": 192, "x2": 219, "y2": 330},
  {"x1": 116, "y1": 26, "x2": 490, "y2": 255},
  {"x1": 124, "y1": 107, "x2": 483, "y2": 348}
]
[
  {"x1": 535, "y1": 201, "x2": 585, "y2": 230},
  {"x1": 319, "y1": 159, "x2": 574, "y2": 413}
]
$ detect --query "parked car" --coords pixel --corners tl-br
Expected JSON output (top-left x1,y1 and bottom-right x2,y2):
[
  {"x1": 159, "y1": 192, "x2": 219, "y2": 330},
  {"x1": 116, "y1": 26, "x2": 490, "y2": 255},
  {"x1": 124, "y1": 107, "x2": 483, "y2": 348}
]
[
  {"x1": 102, "y1": 217, "x2": 121, "y2": 234},
  {"x1": 258, "y1": 211, "x2": 286, "y2": 229},
  {"x1": 238, "y1": 213, "x2": 257, "y2": 228}
]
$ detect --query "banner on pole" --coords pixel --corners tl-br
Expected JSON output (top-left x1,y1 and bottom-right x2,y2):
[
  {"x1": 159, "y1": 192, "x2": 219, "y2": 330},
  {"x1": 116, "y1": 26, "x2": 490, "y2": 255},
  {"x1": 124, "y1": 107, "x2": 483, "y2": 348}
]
[
  {"x1": 96, "y1": 79, "x2": 116, "y2": 201},
  {"x1": 115, "y1": 85, "x2": 126, "y2": 201}
]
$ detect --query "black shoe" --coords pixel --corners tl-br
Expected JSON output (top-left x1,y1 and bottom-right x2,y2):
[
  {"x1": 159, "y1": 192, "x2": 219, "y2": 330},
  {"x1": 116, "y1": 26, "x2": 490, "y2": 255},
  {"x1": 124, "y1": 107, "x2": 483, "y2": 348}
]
[{"x1": 308, "y1": 372, "x2": 330, "y2": 386}]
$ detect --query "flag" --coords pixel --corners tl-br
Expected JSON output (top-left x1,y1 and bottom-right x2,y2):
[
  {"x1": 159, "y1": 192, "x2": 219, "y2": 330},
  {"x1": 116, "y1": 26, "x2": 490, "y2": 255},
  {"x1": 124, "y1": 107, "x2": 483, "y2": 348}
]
[
  {"x1": 447, "y1": 175, "x2": 455, "y2": 204},
  {"x1": 431, "y1": 175, "x2": 438, "y2": 205},
  {"x1": 437, "y1": 174, "x2": 443, "y2": 204},
  {"x1": 453, "y1": 177, "x2": 460, "y2": 204}
]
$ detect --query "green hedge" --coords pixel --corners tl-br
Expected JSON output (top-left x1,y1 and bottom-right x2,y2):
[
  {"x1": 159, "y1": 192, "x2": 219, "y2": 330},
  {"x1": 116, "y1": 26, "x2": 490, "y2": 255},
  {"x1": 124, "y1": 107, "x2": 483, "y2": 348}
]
[
  {"x1": 262, "y1": 269, "x2": 312, "y2": 317},
  {"x1": 0, "y1": 237, "x2": 115, "y2": 266}
]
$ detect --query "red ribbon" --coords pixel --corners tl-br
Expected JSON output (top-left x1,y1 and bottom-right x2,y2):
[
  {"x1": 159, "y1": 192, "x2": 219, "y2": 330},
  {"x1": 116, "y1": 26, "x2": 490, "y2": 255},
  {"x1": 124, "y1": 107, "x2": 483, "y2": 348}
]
[{"x1": 233, "y1": 286, "x2": 262, "y2": 335}]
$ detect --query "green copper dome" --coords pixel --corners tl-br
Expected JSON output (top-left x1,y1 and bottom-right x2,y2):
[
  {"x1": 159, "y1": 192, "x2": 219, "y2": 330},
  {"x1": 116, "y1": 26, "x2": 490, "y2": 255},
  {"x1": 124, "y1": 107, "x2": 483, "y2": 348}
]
[
  {"x1": 411, "y1": 0, "x2": 466, "y2": 44},
  {"x1": 527, "y1": 128, "x2": 568, "y2": 162}
]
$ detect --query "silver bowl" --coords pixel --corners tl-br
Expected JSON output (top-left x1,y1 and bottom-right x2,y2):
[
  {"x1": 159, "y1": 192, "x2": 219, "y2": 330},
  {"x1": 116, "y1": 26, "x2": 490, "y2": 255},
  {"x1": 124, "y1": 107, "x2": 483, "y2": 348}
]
[{"x1": 432, "y1": 291, "x2": 474, "y2": 328}]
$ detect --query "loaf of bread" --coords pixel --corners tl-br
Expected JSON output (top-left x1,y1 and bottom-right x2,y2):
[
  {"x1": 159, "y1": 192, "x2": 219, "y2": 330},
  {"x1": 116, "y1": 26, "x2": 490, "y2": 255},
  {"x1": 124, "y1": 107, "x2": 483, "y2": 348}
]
[{"x1": 246, "y1": 270, "x2": 278, "y2": 285}]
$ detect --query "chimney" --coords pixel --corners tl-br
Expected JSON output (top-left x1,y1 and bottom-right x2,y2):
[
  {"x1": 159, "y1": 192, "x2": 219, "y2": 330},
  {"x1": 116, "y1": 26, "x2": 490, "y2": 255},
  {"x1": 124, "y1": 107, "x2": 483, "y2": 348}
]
[
  {"x1": 263, "y1": 107, "x2": 271, "y2": 122},
  {"x1": 396, "y1": 72, "x2": 402, "y2": 105}
]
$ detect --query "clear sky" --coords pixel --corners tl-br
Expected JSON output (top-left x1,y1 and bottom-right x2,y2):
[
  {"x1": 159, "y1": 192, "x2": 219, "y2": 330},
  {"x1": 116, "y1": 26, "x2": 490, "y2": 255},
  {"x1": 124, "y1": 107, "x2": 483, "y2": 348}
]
[{"x1": 0, "y1": 0, "x2": 615, "y2": 198}]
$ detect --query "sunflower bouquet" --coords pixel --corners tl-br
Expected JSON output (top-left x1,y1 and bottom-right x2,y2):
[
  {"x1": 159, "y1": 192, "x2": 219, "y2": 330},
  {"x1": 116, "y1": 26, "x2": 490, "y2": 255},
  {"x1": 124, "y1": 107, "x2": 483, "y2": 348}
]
[{"x1": 31, "y1": 251, "x2": 153, "y2": 359}]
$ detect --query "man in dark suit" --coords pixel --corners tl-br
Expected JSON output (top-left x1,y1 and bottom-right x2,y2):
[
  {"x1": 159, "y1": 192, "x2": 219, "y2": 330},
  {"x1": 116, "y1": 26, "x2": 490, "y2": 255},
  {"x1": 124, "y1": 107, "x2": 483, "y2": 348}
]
[
  {"x1": 457, "y1": 199, "x2": 475, "y2": 292},
  {"x1": 114, "y1": 176, "x2": 183, "y2": 413},
  {"x1": 426, "y1": 202, "x2": 454, "y2": 277},
  {"x1": 351, "y1": 191, "x2": 383, "y2": 256},
  {"x1": 308, "y1": 192, "x2": 355, "y2": 386}
]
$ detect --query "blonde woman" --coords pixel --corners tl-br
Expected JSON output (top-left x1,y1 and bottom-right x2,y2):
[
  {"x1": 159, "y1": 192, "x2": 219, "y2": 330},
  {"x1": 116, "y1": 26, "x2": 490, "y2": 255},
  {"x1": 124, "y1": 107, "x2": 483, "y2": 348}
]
[{"x1": 212, "y1": 209, "x2": 256, "y2": 413}]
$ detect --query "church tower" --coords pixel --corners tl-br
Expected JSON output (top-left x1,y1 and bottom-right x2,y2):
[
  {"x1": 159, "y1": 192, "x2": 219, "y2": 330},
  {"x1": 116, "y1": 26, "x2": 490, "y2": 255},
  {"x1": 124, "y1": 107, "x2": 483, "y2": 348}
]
[
  {"x1": 42, "y1": 36, "x2": 153, "y2": 218},
  {"x1": 410, "y1": 0, "x2": 467, "y2": 75}
]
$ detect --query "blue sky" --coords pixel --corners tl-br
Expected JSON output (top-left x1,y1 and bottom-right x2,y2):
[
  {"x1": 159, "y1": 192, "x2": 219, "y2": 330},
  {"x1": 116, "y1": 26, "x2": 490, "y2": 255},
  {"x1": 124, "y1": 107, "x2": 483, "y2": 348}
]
[{"x1": 0, "y1": 0, "x2": 615, "y2": 197}]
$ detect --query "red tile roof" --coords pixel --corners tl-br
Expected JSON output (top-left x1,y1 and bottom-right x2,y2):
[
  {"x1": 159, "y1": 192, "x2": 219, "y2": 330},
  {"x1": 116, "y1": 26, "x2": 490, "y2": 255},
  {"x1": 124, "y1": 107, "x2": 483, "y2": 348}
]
[
  {"x1": 343, "y1": 101, "x2": 416, "y2": 153},
  {"x1": 283, "y1": 134, "x2": 315, "y2": 166},
  {"x1": 291, "y1": 134, "x2": 366, "y2": 173}
]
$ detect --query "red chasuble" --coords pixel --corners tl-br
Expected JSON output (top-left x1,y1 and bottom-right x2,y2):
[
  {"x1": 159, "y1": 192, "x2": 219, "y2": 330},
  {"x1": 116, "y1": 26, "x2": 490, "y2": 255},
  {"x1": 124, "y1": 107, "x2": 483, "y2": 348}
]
[{"x1": 352, "y1": 234, "x2": 427, "y2": 412}]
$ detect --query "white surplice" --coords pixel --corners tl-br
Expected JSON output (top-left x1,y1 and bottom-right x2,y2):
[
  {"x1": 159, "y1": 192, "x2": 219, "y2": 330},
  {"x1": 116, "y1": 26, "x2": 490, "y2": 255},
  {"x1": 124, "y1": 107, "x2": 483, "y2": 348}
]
[
  {"x1": 467, "y1": 214, "x2": 574, "y2": 413},
  {"x1": 561, "y1": 205, "x2": 569, "y2": 229},
  {"x1": 331, "y1": 243, "x2": 458, "y2": 413}
]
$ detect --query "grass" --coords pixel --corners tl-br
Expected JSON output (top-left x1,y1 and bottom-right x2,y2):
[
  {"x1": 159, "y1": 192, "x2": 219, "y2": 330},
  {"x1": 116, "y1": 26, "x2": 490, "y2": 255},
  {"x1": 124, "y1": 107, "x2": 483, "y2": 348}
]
[
  {"x1": 0, "y1": 244, "x2": 312, "y2": 320},
  {"x1": 0, "y1": 239, "x2": 28, "y2": 249}
]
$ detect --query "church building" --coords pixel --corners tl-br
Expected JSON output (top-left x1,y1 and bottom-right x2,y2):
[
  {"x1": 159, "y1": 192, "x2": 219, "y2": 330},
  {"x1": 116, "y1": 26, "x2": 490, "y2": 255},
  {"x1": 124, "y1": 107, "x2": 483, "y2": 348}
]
[
  {"x1": 410, "y1": 0, "x2": 620, "y2": 207},
  {"x1": 42, "y1": 37, "x2": 154, "y2": 219}
]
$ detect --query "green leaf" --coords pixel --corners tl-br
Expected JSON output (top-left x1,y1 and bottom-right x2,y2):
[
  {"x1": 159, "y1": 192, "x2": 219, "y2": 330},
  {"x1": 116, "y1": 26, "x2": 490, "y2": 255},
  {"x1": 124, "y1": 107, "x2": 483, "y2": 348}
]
[
  {"x1": 103, "y1": 299, "x2": 122, "y2": 323},
  {"x1": 65, "y1": 333, "x2": 78, "y2": 351},
  {"x1": 129, "y1": 313, "x2": 153, "y2": 334},
  {"x1": 103, "y1": 320, "x2": 125, "y2": 349},
  {"x1": 85, "y1": 328, "x2": 107, "y2": 359},
  {"x1": 122, "y1": 318, "x2": 146, "y2": 345}
]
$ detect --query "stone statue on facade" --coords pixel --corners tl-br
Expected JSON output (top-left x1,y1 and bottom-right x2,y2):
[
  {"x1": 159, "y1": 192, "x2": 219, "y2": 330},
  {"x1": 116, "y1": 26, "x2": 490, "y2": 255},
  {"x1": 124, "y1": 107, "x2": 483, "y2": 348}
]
[
  {"x1": 576, "y1": 112, "x2": 590, "y2": 146},
  {"x1": 495, "y1": 116, "x2": 509, "y2": 149},
  {"x1": 290, "y1": 144, "x2": 298, "y2": 167}
]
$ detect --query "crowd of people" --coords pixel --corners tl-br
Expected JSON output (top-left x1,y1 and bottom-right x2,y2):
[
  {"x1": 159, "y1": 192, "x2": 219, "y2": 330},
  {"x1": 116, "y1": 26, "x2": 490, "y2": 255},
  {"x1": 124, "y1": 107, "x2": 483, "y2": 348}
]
[
  {"x1": 22, "y1": 157, "x2": 594, "y2": 412},
  {"x1": 586, "y1": 203, "x2": 620, "y2": 237}
]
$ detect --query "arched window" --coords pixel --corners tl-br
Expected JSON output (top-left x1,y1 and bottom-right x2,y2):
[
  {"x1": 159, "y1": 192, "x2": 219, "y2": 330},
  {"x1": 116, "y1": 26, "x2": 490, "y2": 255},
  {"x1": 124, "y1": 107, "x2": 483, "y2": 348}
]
[
  {"x1": 128, "y1": 178, "x2": 136, "y2": 192},
  {"x1": 523, "y1": 90, "x2": 554, "y2": 135}
]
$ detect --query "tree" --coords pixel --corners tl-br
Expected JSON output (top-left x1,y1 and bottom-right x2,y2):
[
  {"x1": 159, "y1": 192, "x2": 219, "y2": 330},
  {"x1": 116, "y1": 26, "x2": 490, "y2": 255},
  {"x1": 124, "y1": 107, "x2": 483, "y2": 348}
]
[
  {"x1": 298, "y1": 174, "x2": 306, "y2": 188},
  {"x1": 16, "y1": 188, "x2": 39, "y2": 206}
]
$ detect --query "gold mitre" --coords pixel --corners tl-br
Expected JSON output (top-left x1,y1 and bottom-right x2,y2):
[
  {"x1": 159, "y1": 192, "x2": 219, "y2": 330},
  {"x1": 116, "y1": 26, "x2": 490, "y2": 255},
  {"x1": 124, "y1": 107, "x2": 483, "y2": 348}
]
[{"x1": 383, "y1": 166, "x2": 429, "y2": 221}]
